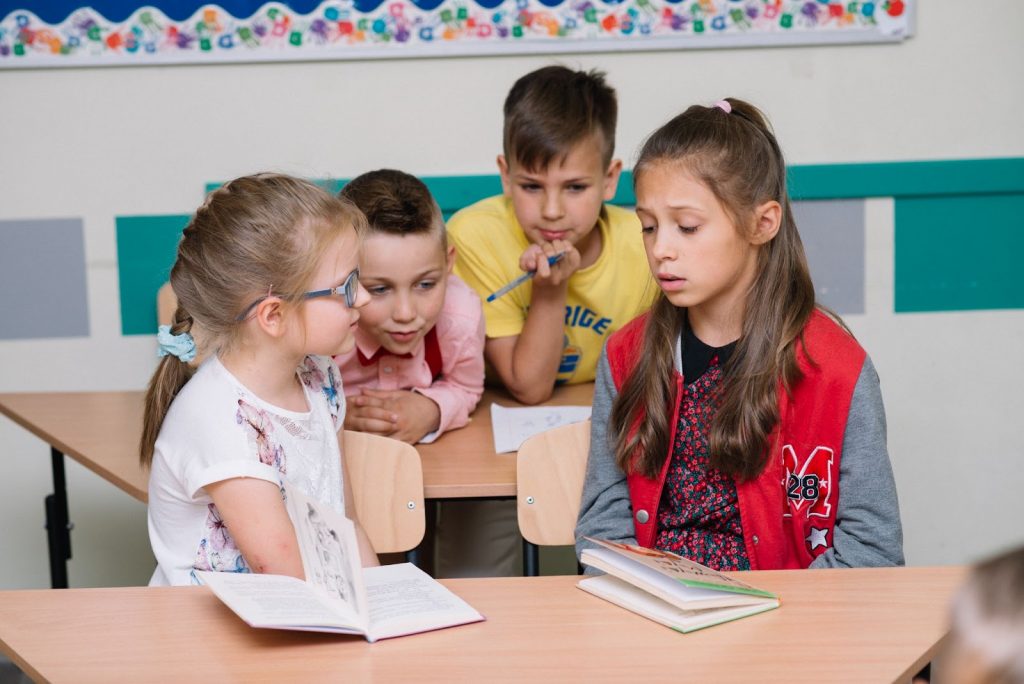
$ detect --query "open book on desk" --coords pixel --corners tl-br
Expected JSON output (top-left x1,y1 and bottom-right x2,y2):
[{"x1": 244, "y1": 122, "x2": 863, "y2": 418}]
[
  {"x1": 578, "y1": 538, "x2": 779, "y2": 633},
  {"x1": 197, "y1": 485, "x2": 483, "y2": 642}
]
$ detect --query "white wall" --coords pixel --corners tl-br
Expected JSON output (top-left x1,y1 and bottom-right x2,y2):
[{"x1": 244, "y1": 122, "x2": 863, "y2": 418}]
[{"x1": 1, "y1": 3, "x2": 1022, "y2": 588}]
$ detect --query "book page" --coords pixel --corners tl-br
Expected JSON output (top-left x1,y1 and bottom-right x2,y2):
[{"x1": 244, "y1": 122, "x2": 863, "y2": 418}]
[
  {"x1": 284, "y1": 483, "x2": 368, "y2": 624},
  {"x1": 585, "y1": 538, "x2": 776, "y2": 598},
  {"x1": 196, "y1": 571, "x2": 362, "y2": 634},
  {"x1": 364, "y1": 563, "x2": 485, "y2": 642},
  {"x1": 490, "y1": 403, "x2": 591, "y2": 453}
]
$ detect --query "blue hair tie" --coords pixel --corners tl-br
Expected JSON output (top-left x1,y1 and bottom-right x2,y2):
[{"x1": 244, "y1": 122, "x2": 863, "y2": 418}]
[{"x1": 157, "y1": 325, "x2": 197, "y2": 363}]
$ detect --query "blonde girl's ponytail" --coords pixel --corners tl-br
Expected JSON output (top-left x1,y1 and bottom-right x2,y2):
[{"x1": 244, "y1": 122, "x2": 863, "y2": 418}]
[{"x1": 140, "y1": 306, "x2": 196, "y2": 466}]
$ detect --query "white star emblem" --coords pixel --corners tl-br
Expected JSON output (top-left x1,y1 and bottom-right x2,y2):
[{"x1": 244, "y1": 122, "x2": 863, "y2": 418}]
[{"x1": 806, "y1": 527, "x2": 829, "y2": 550}]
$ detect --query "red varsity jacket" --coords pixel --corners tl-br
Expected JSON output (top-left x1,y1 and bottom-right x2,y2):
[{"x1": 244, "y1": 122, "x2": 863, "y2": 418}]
[{"x1": 605, "y1": 309, "x2": 865, "y2": 569}]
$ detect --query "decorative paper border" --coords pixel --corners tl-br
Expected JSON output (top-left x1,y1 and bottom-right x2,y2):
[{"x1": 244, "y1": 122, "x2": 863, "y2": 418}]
[{"x1": 0, "y1": 1, "x2": 912, "y2": 67}]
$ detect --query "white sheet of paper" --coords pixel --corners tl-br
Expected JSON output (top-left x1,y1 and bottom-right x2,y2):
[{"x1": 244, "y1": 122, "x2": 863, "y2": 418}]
[{"x1": 490, "y1": 403, "x2": 591, "y2": 454}]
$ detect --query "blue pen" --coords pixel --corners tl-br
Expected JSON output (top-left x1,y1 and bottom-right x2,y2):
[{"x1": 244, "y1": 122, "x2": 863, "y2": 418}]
[{"x1": 486, "y1": 252, "x2": 566, "y2": 303}]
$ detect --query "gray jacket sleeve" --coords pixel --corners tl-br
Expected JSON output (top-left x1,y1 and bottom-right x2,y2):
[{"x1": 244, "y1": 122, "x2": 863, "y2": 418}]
[
  {"x1": 574, "y1": 346, "x2": 637, "y2": 573},
  {"x1": 809, "y1": 355, "x2": 905, "y2": 568}
]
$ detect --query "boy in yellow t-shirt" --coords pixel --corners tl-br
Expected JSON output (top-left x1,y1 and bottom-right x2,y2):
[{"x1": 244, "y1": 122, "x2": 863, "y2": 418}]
[{"x1": 448, "y1": 65, "x2": 655, "y2": 406}]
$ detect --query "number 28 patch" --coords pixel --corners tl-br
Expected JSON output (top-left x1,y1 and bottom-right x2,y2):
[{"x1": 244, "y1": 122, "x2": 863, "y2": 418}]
[{"x1": 782, "y1": 445, "x2": 834, "y2": 519}]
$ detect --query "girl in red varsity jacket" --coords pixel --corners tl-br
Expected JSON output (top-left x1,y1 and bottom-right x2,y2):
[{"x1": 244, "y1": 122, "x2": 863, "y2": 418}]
[{"x1": 574, "y1": 99, "x2": 903, "y2": 571}]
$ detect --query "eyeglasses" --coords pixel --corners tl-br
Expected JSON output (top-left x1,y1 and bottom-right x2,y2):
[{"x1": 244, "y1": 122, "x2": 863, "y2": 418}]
[
  {"x1": 303, "y1": 268, "x2": 361, "y2": 307},
  {"x1": 236, "y1": 269, "x2": 360, "y2": 321}
]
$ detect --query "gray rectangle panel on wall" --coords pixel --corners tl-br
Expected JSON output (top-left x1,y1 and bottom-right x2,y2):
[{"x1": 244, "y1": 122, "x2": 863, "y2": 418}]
[
  {"x1": 0, "y1": 218, "x2": 90, "y2": 340},
  {"x1": 792, "y1": 200, "x2": 865, "y2": 315}
]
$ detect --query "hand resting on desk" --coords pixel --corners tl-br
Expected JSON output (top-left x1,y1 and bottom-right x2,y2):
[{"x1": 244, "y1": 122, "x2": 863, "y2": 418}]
[{"x1": 345, "y1": 388, "x2": 441, "y2": 444}]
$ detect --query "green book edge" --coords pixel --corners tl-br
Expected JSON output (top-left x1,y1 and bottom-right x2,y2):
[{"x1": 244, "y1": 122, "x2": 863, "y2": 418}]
[{"x1": 676, "y1": 578, "x2": 778, "y2": 599}]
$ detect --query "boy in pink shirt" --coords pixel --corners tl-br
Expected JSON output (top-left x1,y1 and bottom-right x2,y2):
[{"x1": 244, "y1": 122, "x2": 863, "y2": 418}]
[{"x1": 335, "y1": 169, "x2": 485, "y2": 444}]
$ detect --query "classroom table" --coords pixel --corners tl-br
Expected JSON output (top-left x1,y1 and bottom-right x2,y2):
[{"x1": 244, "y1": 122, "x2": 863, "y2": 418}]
[
  {"x1": 0, "y1": 383, "x2": 594, "y2": 588},
  {"x1": 0, "y1": 566, "x2": 965, "y2": 683},
  {"x1": 414, "y1": 382, "x2": 593, "y2": 499},
  {"x1": 0, "y1": 391, "x2": 144, "y2": 590}
]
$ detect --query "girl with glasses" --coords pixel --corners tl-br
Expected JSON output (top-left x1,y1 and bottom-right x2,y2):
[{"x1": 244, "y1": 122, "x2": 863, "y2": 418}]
[{"x1": 141, "y1": 173, "x2": 377, "y2": 586}]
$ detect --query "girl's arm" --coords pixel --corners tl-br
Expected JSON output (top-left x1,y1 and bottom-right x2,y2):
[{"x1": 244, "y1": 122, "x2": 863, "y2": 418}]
[
  {"x1": 340, "y1": 433, "x2": 380, "y2": 567},
  {"x1": 809, "y1": 356, "x2": 905, "y2": 568},
  {"x1": 574, "y1": 347, "x2": 638, "y2": 573},
  {"x1": 205, "y1": 478, "x2": 305, "y2": 578}
]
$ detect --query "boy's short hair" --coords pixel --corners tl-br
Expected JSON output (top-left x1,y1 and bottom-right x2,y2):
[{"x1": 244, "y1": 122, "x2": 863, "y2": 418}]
[
  {"x1": 339, "y1": 169, "x2": 445, "y2": 241},
  {"x1": 503, "y1": 65, "x2": 618, "y2": 172}
]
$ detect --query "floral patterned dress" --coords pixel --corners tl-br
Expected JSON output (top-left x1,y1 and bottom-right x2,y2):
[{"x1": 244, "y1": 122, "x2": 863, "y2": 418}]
[
  {"x1": 654, "y1": 331, "x2": 749, "y2": 572},
  {"x1": 147, "y1": 354, "x2": 346, "y2": 586}
]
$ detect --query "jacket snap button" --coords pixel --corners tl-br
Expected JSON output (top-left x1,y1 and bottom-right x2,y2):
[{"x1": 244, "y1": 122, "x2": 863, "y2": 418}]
[
  {"x1": 753, "y1": 535, "x2": 759, "y2": 545},
  {"x1": 635, "y1": 509, "x2": 649, "y2": 524}
]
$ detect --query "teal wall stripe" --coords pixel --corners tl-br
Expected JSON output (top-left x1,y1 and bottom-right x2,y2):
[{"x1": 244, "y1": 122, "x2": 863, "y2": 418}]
[
  {"x1": 207, "y1": 177, "x2": 506, "y2": 219},
  {"x1": 116, "y1": 215, "x2": 191, "y2": 335},
  {"x1": 788, "y1": 158, "x2": 1024, "y2": 200},
  {"x1": 895, "y1": 193, "x2": 1024, "y2": 312},
  {"x1": 118, "y1": 157, "x2": 1024, "y2": 335},
  {"x1": 203, "y1": 158, "x2": 1024, "y2": 205}
]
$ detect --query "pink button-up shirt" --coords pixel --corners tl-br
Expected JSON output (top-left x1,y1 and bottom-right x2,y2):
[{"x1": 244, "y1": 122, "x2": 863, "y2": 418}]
[{"x1": 335, "y1": 275, "x2": 485, "y2": 442}]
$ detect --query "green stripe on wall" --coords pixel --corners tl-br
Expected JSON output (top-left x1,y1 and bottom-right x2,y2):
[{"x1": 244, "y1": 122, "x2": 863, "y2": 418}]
[
  {"x1": 206, "y1": 158, "x2": 1024, "y2": 205},
  {"x1": 895, "y1": 193, "x2": 1024, "y2": 312},
  {"x1": 787, "y1": 157, "x2": 1024, "y2": 199},
  {"x1": 207, "y1": 177, "x2": 506, "y2": 219},
  {"x1": 116, "y1": 215, "x2": 191, "y2": 335},
  {"x1": 118, "y1": 157, "x2": 1024, "y2": 335}
]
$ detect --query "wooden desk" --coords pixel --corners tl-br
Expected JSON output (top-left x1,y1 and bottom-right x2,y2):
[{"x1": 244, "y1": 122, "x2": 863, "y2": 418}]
[
  {"x1": 0, "y1": 567, "x2": 965, "y2": 683},
  {"x1": 0, "y1": 392, "x2": 145, "y2": 589},
  {"x1": 416, "y1": 383, "x2": 593, "y2": 499},
  {"x1": 0, "y1": 384, "x2": 594, "y2": 587}
]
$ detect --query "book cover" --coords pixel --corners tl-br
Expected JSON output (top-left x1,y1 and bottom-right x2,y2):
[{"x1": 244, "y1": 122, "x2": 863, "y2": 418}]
[{"x1": 578, "y1": 538, "x2": 779, "y2": 633}]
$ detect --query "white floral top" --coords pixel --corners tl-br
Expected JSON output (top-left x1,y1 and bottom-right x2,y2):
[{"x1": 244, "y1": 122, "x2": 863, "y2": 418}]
[{"x1": 147, "y1": 355, "x2": 346, "y2": 586}]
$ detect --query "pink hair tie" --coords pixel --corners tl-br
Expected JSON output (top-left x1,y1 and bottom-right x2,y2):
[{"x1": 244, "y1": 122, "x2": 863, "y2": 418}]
[{"x1": 713, "y1": 99, "x2": 732, "y2": 113}]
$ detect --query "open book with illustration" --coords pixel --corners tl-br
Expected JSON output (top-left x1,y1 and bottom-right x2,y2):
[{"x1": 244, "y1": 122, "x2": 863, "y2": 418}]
[
  {"x1": 578, "y1": 538, "x2": 779, "y2": 633},
  {"x1": 197, "y1": 485, "x2": 484, "y2": 642}
]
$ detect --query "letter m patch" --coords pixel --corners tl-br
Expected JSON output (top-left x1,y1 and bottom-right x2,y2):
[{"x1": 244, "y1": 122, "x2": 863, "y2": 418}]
[{"x1": 782, "y1": 445, "x2": 834, "y2": 519}]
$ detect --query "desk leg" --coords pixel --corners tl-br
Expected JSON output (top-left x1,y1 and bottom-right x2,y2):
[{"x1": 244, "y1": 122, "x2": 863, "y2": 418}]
[
  {"x1": 43, "y1": 448, "x2": 73, "y2": 589},
  {"x1": 523, "y1": 540, "x2": 539, "y2": 577}
]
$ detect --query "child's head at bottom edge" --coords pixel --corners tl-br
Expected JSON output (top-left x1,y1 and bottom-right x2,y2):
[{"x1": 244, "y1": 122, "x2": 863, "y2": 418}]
[
  {"x1": 940, "y1": 545, "x2": 1024, "y2": 684},
  {"x1": 340, "y1": 168, "x2": 454, "y2": 357}
]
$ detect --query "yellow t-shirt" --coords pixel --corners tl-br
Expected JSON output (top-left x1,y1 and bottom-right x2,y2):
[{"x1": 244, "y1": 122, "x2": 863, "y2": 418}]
[{"x1": 448, "y1": 195, "x2": 657, "y2": 385}]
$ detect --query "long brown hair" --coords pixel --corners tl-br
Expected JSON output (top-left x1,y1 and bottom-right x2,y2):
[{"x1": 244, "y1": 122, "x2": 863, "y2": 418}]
[
  {"x1": 140, "y1": 174, "x2": 365, "y2": 467},
  {"x1": 611, "y1": 98, "x2": 817, "y2": 481}
]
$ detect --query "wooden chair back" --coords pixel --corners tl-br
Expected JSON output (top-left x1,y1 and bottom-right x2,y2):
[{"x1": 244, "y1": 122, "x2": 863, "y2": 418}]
[
  {"x1": 516, "y1": 420, "x2": 591, "y2": 547},
  {"x1": 343, "y1": 430, "x2": 425, "y2": 554}
]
